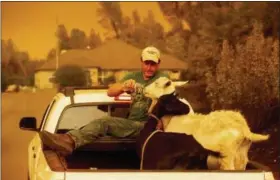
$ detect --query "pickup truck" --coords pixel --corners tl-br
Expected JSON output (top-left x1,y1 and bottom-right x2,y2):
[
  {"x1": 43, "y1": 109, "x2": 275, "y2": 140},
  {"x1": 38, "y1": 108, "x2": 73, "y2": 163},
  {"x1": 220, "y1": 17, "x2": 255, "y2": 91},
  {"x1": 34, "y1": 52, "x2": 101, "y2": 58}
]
[{"x1": 19, "y1": 86, "x2": 276, "y2": 180}]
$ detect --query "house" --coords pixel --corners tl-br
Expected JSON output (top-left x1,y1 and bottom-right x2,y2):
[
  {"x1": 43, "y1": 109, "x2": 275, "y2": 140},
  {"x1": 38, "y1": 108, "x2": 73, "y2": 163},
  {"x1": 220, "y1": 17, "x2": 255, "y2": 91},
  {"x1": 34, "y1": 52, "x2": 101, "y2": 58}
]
[{"x1": 35, "y1": 39, "x2": 188, "y2": 89}]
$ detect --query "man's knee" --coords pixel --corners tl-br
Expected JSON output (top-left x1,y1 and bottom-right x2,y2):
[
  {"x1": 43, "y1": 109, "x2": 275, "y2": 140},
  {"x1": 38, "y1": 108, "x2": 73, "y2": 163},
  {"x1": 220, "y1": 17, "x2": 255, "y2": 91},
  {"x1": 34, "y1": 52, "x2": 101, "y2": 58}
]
[{"x1": 80, "y1": 118, "x2": 110, "y2": 135}]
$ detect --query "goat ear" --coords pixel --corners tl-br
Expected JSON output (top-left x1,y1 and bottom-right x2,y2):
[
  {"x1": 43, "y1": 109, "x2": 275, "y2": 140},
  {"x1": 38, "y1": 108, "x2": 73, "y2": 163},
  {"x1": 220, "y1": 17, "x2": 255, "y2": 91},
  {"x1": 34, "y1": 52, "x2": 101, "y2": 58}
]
[{"x1": 173, "y1": 81, "x2": 188, "y2": 87}]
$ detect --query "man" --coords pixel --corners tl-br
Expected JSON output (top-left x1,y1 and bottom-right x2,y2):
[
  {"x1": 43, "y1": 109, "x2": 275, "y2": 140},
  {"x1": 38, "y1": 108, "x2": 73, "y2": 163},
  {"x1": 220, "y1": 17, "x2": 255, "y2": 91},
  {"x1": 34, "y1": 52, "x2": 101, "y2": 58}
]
[{"x1": 40, "y1": 46, "x2": 169, "y2": 156}]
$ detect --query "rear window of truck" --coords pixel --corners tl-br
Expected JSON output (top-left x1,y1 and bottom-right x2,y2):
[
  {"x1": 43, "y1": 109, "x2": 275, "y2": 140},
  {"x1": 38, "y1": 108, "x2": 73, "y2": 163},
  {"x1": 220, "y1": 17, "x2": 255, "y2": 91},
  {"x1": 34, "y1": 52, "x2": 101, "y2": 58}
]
[{"x1": 57, "y1": 103, "x2": 130, "y2": 130}]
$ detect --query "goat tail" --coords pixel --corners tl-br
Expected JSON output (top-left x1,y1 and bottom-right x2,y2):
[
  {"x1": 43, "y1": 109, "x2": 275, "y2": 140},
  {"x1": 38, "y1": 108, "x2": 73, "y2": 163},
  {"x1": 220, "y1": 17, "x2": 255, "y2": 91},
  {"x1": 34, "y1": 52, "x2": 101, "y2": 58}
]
[{"x1": 248, "y1": 133, "x2": 270, "y2": 142}]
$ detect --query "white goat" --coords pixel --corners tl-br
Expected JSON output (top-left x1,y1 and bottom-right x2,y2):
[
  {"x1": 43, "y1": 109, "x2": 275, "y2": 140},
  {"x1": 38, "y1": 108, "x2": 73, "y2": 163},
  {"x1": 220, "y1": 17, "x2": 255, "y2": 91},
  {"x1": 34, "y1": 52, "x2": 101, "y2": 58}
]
[{"x1": 144, "y1": 77, "x2": 270, "y2": 170}]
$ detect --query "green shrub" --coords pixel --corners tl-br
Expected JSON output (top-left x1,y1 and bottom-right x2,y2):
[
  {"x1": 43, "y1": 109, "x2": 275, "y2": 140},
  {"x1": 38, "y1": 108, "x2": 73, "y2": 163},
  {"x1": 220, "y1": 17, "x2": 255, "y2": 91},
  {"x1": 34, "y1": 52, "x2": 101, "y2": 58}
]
[
  {"x1": 206, "y1": 22, "x2": 279, "y2": 130},
  {"x1": 53, "y1": 65, "x2": 89, "y2": 89}
]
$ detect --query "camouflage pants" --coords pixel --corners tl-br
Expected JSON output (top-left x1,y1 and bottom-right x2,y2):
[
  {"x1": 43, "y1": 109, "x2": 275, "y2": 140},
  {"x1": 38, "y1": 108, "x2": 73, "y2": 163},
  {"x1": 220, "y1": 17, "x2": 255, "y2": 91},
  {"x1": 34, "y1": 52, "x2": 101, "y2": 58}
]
[{"x1": 68, "y1": 116, "x2": 145, "y2": 149}]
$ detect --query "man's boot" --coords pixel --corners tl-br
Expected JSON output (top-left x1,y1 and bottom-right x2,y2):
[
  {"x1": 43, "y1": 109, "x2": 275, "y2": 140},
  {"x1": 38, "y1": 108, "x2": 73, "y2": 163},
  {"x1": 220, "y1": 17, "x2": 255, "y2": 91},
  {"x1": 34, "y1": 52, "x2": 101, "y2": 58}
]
[{"x1": 39, "y1": 130, "x2": 75, "y2": 156}]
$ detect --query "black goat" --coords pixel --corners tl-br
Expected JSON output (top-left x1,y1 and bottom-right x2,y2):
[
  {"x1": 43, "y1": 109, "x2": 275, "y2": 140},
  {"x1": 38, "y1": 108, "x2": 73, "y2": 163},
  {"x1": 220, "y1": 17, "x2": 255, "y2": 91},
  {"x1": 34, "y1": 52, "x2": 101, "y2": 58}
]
[{"x1": 136, "y1": 93, "x2": 220, "y2": 170}]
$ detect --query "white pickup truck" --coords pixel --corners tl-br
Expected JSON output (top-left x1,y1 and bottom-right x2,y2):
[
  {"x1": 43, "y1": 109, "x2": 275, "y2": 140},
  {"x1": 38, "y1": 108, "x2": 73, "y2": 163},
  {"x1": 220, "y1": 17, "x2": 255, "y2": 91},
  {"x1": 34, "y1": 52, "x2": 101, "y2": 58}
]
[{"x1": 20, "y1": 87, "x2": 276, "y2": 180}]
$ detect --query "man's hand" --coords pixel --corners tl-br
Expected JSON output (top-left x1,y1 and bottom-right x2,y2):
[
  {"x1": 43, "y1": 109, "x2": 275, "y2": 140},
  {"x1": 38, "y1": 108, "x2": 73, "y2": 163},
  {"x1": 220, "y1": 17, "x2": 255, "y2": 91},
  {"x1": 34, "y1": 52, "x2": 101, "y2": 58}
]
[
  {"x1": 107, "y1": 79, "x2": 136, "y2": 97},
  {"x1": 122, "y1": 79, "x2": 136, "y2": 93}
]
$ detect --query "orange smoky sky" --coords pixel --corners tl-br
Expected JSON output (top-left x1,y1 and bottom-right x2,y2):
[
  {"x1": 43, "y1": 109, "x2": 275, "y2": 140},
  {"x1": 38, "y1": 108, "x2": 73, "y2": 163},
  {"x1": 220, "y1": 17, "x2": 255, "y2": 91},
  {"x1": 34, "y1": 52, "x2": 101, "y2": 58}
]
[{"x1": 1, "y1": 2, "x2": 171, "y2": 60}]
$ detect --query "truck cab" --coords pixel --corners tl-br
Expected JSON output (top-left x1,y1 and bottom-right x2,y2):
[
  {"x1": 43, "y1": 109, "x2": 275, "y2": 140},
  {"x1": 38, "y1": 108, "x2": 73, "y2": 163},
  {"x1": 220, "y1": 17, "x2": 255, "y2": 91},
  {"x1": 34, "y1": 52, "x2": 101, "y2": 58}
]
[{"x1": 20, "y1": 87, "x2": 140, "y2": 179}]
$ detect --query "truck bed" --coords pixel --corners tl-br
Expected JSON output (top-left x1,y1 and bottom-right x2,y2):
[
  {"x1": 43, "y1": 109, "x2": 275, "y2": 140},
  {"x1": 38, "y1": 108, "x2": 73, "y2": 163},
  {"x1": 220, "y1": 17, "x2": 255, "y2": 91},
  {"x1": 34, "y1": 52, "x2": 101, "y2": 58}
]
[
  {"x1": 43, "y1": 145, "x2": 271, "y2": 172},
  {"x1": 65, "y1": 150, "x2": 140, "y2": 169},
  {"x1": 43, "y1": 135, "x2": 140, "y2": 170},
  {"x1": 42, "y1": 133, "x2": 272, "y2": 172}
]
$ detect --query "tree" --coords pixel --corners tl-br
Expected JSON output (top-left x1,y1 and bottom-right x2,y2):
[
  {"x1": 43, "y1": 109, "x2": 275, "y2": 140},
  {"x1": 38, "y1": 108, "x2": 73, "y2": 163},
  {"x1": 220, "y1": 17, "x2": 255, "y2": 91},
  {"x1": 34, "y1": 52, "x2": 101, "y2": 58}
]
[
  {"x1": 97, "y1": 2, "x2": 124, "y2": 39},
  {"x1": 69, "y1": 28, "x2": 87, "y2": 49},
  {"x1": 47, "y1": 48, "x2": 57, "y2": 60},
  {"x1": 183, "y1": 34, "x2": 221, "y2": 82},
  {"x1": 159, "y1": 2, "x2": 279, "y2": 45},
  {"x1": 159, "y1": 2, "x2": 278, "y2": 82},
  {"x1": 1, "y1": 40, "x2": 8, "y2": 67},
  {"x1": 128, "y1": 11, "x2": 165, "y2": 49},
  {"x1": 159, "y1": 2, "x2": 208, "y2": 37},
  {"x1": 88, "y1": 29, "x2": 102, "y2": 49},
  {"x1": 2, "y1": 39, "x2": 16, "y2": 68},
  {"x1": 1, "y1": 39, "x2": 45, "y2": 87},
  {"x1": 238, "y1": 2, "x2": 280, "y2": 38},
  {"x1": 120, "y1": 16, "x2": 133, "y2": 42},
  {"x1": 2, "y1": 39, "x2": 28, "y2": 78},
  {"x1": 132, "y1": 10, "x2": 141, "y2": 25},
  {"x1": 264, "y1": 2, "x2": 280, "y2": 38},
  {"x1": 56, "y1": 24, "x2": 70, "y2": 51},
  {"x1": 164, "y1": 32, "x2": 187, "y2": 60},
  {"x1": 185, "y1": 2, "x2": 279, "y2": 44},
  {"x1": 158, "y1": 2, "x2": 196, "y2": 60},
  {"x1": 196, "y1": 2, "x2": 254, "y2": 45},
  {"x1": 2, "y1": 72, "x2": 8, "y2": 92},
  {"x1": 14, "y1": 51, "x2": 29, "y2": 77}
]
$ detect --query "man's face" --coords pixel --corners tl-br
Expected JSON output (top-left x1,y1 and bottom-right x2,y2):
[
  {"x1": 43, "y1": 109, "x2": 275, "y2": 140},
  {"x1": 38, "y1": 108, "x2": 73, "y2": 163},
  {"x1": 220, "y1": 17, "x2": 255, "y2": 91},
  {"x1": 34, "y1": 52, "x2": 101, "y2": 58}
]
[{"x1": 141, "y1": 60, "x2": 159, "y2": 80}]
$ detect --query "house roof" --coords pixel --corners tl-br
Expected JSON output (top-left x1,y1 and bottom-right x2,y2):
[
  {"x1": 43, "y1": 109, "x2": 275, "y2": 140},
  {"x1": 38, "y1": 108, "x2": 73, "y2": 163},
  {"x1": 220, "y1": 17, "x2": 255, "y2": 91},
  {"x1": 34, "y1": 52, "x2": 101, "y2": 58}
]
[{"x1": 37, "y1": 39, "x2": 187, "y2": 71}]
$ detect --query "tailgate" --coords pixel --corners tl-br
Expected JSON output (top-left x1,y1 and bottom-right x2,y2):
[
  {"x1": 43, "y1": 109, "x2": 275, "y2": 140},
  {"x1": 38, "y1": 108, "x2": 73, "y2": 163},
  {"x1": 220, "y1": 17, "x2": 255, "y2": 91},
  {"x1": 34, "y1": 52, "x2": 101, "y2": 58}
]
[{"x1": 64, "y1": 171, "x2": 275, "y2": 180}]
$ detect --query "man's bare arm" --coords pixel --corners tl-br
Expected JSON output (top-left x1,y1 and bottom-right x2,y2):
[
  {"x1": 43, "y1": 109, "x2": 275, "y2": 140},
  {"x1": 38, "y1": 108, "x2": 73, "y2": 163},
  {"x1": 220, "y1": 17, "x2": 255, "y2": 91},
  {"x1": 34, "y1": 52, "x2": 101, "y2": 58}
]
[
  {"x1": 107, "y1": 79, "x2": 136, "y2": 97},
  {"x1": 107, "y1": 83, "x2": 124, "y2": 97}
]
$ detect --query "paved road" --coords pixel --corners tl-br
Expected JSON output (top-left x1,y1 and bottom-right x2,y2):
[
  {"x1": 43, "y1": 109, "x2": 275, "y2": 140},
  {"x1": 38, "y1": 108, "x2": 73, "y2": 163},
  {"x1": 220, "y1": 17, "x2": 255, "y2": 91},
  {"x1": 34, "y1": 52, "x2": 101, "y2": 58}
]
[{"x1": 1, "y1": 90, "x2": 56, "y2": 180}]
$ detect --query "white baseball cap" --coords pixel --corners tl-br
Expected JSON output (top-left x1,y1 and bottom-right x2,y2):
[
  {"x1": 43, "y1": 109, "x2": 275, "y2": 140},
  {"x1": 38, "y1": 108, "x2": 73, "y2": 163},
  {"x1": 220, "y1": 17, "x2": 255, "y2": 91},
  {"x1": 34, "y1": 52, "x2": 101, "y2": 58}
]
[{"x1": 141, "y1": 46, "x2": 160, "y2": 63}]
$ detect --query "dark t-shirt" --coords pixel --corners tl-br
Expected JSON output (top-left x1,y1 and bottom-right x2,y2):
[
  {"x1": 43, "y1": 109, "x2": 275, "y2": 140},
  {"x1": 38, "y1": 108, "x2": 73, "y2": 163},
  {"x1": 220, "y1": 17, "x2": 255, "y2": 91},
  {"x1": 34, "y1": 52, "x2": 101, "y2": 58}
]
[{"x1": 120, "y1": 71, "x2": 169, "y2": 121}]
